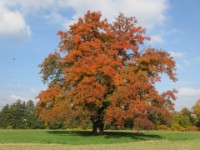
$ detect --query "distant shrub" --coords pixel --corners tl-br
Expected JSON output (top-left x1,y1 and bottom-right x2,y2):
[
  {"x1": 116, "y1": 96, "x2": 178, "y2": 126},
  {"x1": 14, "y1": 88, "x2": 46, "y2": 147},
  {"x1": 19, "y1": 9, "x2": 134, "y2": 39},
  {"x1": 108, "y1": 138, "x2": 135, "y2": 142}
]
[
  {"x1": 158, "y1": 125, "x2": 169, "y2": 131},
  {"x1": 186, "y1": 126, "x2": 199, "y2": 131},
  {"x1": 172, "y1": 115, "x2": 191, "y2": 128},
  {"x1": 6, "y1": 125, "x2": 13, "y2": 129},
  {"x1": 171, "y1": 124, "x2": 186, "y2": 131}
]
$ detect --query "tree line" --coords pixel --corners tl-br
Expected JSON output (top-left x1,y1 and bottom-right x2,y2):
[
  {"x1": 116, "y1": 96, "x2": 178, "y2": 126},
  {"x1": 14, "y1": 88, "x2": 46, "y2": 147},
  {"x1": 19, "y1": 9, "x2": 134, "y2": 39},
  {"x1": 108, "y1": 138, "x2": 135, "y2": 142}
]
[
  {"x1": 0, "y1": 100, "x2": 44, "y2": 129},
  {"x1": 1, "y1": 99, "x2": 200, "y2": 131}
]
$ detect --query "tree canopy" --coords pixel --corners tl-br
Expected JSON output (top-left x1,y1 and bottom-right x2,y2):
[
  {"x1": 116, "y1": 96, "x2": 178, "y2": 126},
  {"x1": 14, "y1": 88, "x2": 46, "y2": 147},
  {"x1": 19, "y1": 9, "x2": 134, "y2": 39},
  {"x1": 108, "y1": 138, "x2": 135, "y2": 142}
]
[{"x1": 36, "y1": 11, "x2": 177, "y2": 133}]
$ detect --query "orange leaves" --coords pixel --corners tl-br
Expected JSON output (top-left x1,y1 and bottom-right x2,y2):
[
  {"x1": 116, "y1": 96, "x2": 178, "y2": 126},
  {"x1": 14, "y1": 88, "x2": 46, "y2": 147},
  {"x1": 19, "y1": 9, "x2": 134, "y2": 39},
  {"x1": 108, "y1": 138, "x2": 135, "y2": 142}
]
[
  {"x1": 106, "y1": 52, "x2": 176, "y2": 127},
  {"x1": 37, "y1": 84, "x2": 61, "y2": 104},
  {"x1": 36, "y1": 84, "x2": 69, "y2": 122},
  {"x1": 136, "y1": 48, "x2": 177, "y2": 84},
  {"x1": 37, "y1": 11, "x2": 177, "y2": 129},
  {"x1": 68, "y1": 77, "x2": 107, "y2": 107},
  {"x1": 63, "y1": 49, "x2": 82, "y2": 65},
  {"x1": 105, "y1": 107, "x2": 126, "y2": 127}
]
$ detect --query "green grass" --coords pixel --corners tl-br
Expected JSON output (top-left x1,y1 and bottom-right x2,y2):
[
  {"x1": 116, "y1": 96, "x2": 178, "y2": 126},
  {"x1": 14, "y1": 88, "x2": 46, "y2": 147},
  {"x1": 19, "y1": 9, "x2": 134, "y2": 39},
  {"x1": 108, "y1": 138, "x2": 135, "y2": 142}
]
[
  {"x1": 1, "y1": 130, "x2": 200, "y2": 150},
  {"x1": 1, "y1": 140, "x2": 200, "y2": 150},
  {"x1": 0, "y1": 129, "x2": 200, "y2": 145}
]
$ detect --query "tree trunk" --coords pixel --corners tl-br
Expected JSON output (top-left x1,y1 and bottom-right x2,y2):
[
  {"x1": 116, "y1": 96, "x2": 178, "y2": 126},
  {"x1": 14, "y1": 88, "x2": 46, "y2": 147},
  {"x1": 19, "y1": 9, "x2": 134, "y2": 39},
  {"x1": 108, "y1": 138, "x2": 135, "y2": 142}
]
[{"x1": 92, "y1": 119, "x2": 104, "y2": 134}]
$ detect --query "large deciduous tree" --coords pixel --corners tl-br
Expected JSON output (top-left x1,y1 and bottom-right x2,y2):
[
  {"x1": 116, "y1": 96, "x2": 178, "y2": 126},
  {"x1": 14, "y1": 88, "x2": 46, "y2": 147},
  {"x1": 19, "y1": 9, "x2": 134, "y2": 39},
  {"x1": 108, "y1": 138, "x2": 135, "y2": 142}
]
[{"x1": 36, "y1": 11, "x2": 177, "y2": 133}]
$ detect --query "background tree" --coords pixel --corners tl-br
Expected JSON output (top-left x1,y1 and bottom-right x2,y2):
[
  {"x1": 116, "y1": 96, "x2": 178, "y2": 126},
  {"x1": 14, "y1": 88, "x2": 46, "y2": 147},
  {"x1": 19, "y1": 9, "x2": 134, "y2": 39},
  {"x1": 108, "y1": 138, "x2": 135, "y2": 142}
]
[
  {"x1": 172, "y1": 113, "x2": 191, "y2": 128},
  {"x1": 192, "y1": 99, "x2": 200, "y2": 127},
  {"x1": 0, "y1": 100, "x2": 44, "y2": 129},
  {"x1": 36, "y1": 11, "x2": 177, "y2": 133},
  {"x1": 0, "y1": 104, "x2": 11, "y2": 128},
  {"x1": 180, "y1": 107, "x2": 196, "y2": 125},
  {"x1": 170, "y1": 107, "x2": 197, "y2": 130}
]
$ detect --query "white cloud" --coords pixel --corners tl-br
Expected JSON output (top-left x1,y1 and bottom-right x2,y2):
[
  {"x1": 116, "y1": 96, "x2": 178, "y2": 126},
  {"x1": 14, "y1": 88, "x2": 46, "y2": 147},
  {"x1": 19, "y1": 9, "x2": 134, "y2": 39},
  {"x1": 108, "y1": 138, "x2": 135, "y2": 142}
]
[
  {"x1": 10, "y1": 93, "x2": 39, "y2": 104},
  {"x1": 149, "y1": 27, "x2": 180, "y2": 45},
  {"x1": 10, "y1": 94, "x2": 27, "y2": 101},
  {"x1": 178, "y1": 87, "x2": 200, "y2": 97},
  {"x1": 30, "y1": 88, "x2": 40, "y2": 96},
  {"x1": 0, "y1": 0, "x2": 170, "y2": 42},
  {"x1": 0, "y1": 5, "x2": 31, "y2": 38},
  {"x1": 179, "y1": 56, "x2": 200, "y2": 67},
  {"x1": 65, "y1": 0, "x2": 169, "y2": 29},
  {"x1": 183, "y1": 59, "x2": 191, "y2": 66},
  {"x1": 151, "y1": 35, "x2": 165, "y2": 44},
  {"x1": 161, "y1": 28, "x2": 180, "y2": 36},
  {"x1": 1, "y1": 0, "x2": 58, "y2": 14},
  {"x1": 175, "y1": 87, "x2": 200, "y2": 110},
  {"x1": 176, "y1": 63, "x2": 184, "y2": 71},
  {"x1": 169, "y1": 51, "x2": 185, "y2": 58},
  {"x1": 0, "y1": 84, "x2": 41, "y2": 110},
  {"x1": 44, "y1": 12, "x2": 70, "y2": 28},
  {"x1": 0, "y1": 93, "x2": 39, "y2": 110},
  {"x1": 1, "y1": 0, "x2": 169, "y2": 29}
]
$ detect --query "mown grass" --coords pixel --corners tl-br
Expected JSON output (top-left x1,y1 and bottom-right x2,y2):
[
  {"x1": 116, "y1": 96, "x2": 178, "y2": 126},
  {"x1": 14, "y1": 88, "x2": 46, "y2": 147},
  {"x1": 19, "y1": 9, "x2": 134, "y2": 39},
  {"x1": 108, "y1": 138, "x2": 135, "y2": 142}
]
[
  {"x1": 0, "y1": 140, "x2": 200, "y2": 150},
  {"x1": 0, "y1": 129, "x2": 200, "y2": 145},
  {"x1": 1, "y1": 140, "x2": 200, "y2": 150},
  {"x1": 0, "y1": 130, "x2": 200, "y2": 150}
]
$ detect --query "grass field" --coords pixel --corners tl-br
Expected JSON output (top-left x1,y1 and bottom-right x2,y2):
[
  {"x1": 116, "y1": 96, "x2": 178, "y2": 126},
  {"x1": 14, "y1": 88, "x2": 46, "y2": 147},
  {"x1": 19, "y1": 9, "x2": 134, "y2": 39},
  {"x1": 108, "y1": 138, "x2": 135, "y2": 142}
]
[{"x1": 0, "y1": 130, "x2": 200, "y2": 149}]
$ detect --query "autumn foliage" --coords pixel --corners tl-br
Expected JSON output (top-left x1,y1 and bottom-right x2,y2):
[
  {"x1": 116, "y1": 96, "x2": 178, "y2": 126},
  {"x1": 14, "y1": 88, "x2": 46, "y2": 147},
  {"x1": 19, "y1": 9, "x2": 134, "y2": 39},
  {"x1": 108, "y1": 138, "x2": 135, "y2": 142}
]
[{"x1": 36, "y1": 11, "x2": 177, "y2": 133}]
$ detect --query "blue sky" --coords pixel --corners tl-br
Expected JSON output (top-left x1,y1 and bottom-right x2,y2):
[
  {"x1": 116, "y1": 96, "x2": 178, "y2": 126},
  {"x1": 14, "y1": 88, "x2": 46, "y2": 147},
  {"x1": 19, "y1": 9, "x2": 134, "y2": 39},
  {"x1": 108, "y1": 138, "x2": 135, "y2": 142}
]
[{"x1": 0, "y1": 0, "x2": 200, "y2": 111}]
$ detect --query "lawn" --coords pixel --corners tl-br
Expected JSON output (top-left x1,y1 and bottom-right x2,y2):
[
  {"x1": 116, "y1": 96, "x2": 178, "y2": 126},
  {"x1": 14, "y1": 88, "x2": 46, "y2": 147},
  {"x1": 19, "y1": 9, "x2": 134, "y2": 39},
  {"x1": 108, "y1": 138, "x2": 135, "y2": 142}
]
[{"x1": 0, "y1": 130, "x2": 200, "y2": 150}]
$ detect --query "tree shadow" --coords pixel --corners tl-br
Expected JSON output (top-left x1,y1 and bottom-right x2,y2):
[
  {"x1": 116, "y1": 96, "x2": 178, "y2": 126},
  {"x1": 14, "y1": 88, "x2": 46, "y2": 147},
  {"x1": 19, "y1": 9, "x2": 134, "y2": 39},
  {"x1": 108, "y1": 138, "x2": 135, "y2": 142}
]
[
  {"x1": 104, "y1": 131, "x2": 161, "y2": 140},
  {"x1": 47, "y1": 130, "x2": 162, "y2": 141}
]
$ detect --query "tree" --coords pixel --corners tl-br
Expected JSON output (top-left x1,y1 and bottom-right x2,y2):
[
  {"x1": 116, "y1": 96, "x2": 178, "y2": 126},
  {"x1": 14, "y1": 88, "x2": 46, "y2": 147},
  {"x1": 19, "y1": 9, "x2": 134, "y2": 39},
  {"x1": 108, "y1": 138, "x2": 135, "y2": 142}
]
[
  {"x1": 9, "y1": 100, "x2": 26, "y2": 129},
  {"x1": 180, "y1": 107, "x2": 195, "y2": 125},
  {"x1": 36, "y1": 11, "x2": 177, "y2": 133},
  {"x1": 192, "y1": 99, "x2": 200, "y2": 126},
  {"x1": 170, "y1": 107, "x2": 197, "y2": 128},
  {"x1": 0, "y1": 100, "x2": 44, "y2": 129},
  {"x1": 0, "y1": 104, "x2": 11, "y2": 128},
  {"x1": 25, "y1": 100, "x2": 45, "y2": 129},
  {"x1": 172, "y1": 113, "x2": 191, "y2": 128}
]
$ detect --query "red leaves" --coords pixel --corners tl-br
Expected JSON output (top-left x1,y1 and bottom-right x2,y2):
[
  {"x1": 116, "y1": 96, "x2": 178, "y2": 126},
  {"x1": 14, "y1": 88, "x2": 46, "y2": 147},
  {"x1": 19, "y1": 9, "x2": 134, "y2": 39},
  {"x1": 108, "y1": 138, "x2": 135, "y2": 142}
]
[{"x1": 134, "y1": 118, "x2": 155, "y2": 130}]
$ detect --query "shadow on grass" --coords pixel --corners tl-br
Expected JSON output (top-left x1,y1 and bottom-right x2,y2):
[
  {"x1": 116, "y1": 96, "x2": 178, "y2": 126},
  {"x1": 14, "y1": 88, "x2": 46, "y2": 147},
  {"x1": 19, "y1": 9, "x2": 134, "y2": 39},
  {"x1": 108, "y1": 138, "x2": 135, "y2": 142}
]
[{"x1": 47, "y1": 130, "x2": 162, "y2": 141}]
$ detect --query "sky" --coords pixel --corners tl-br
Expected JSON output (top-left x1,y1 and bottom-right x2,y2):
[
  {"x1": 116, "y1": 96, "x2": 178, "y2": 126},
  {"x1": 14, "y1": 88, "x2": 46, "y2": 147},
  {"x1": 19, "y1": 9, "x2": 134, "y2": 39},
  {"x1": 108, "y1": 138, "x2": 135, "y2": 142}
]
[{"x1": 0, "y1": 0, "x2": 200, "y2": 111}]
